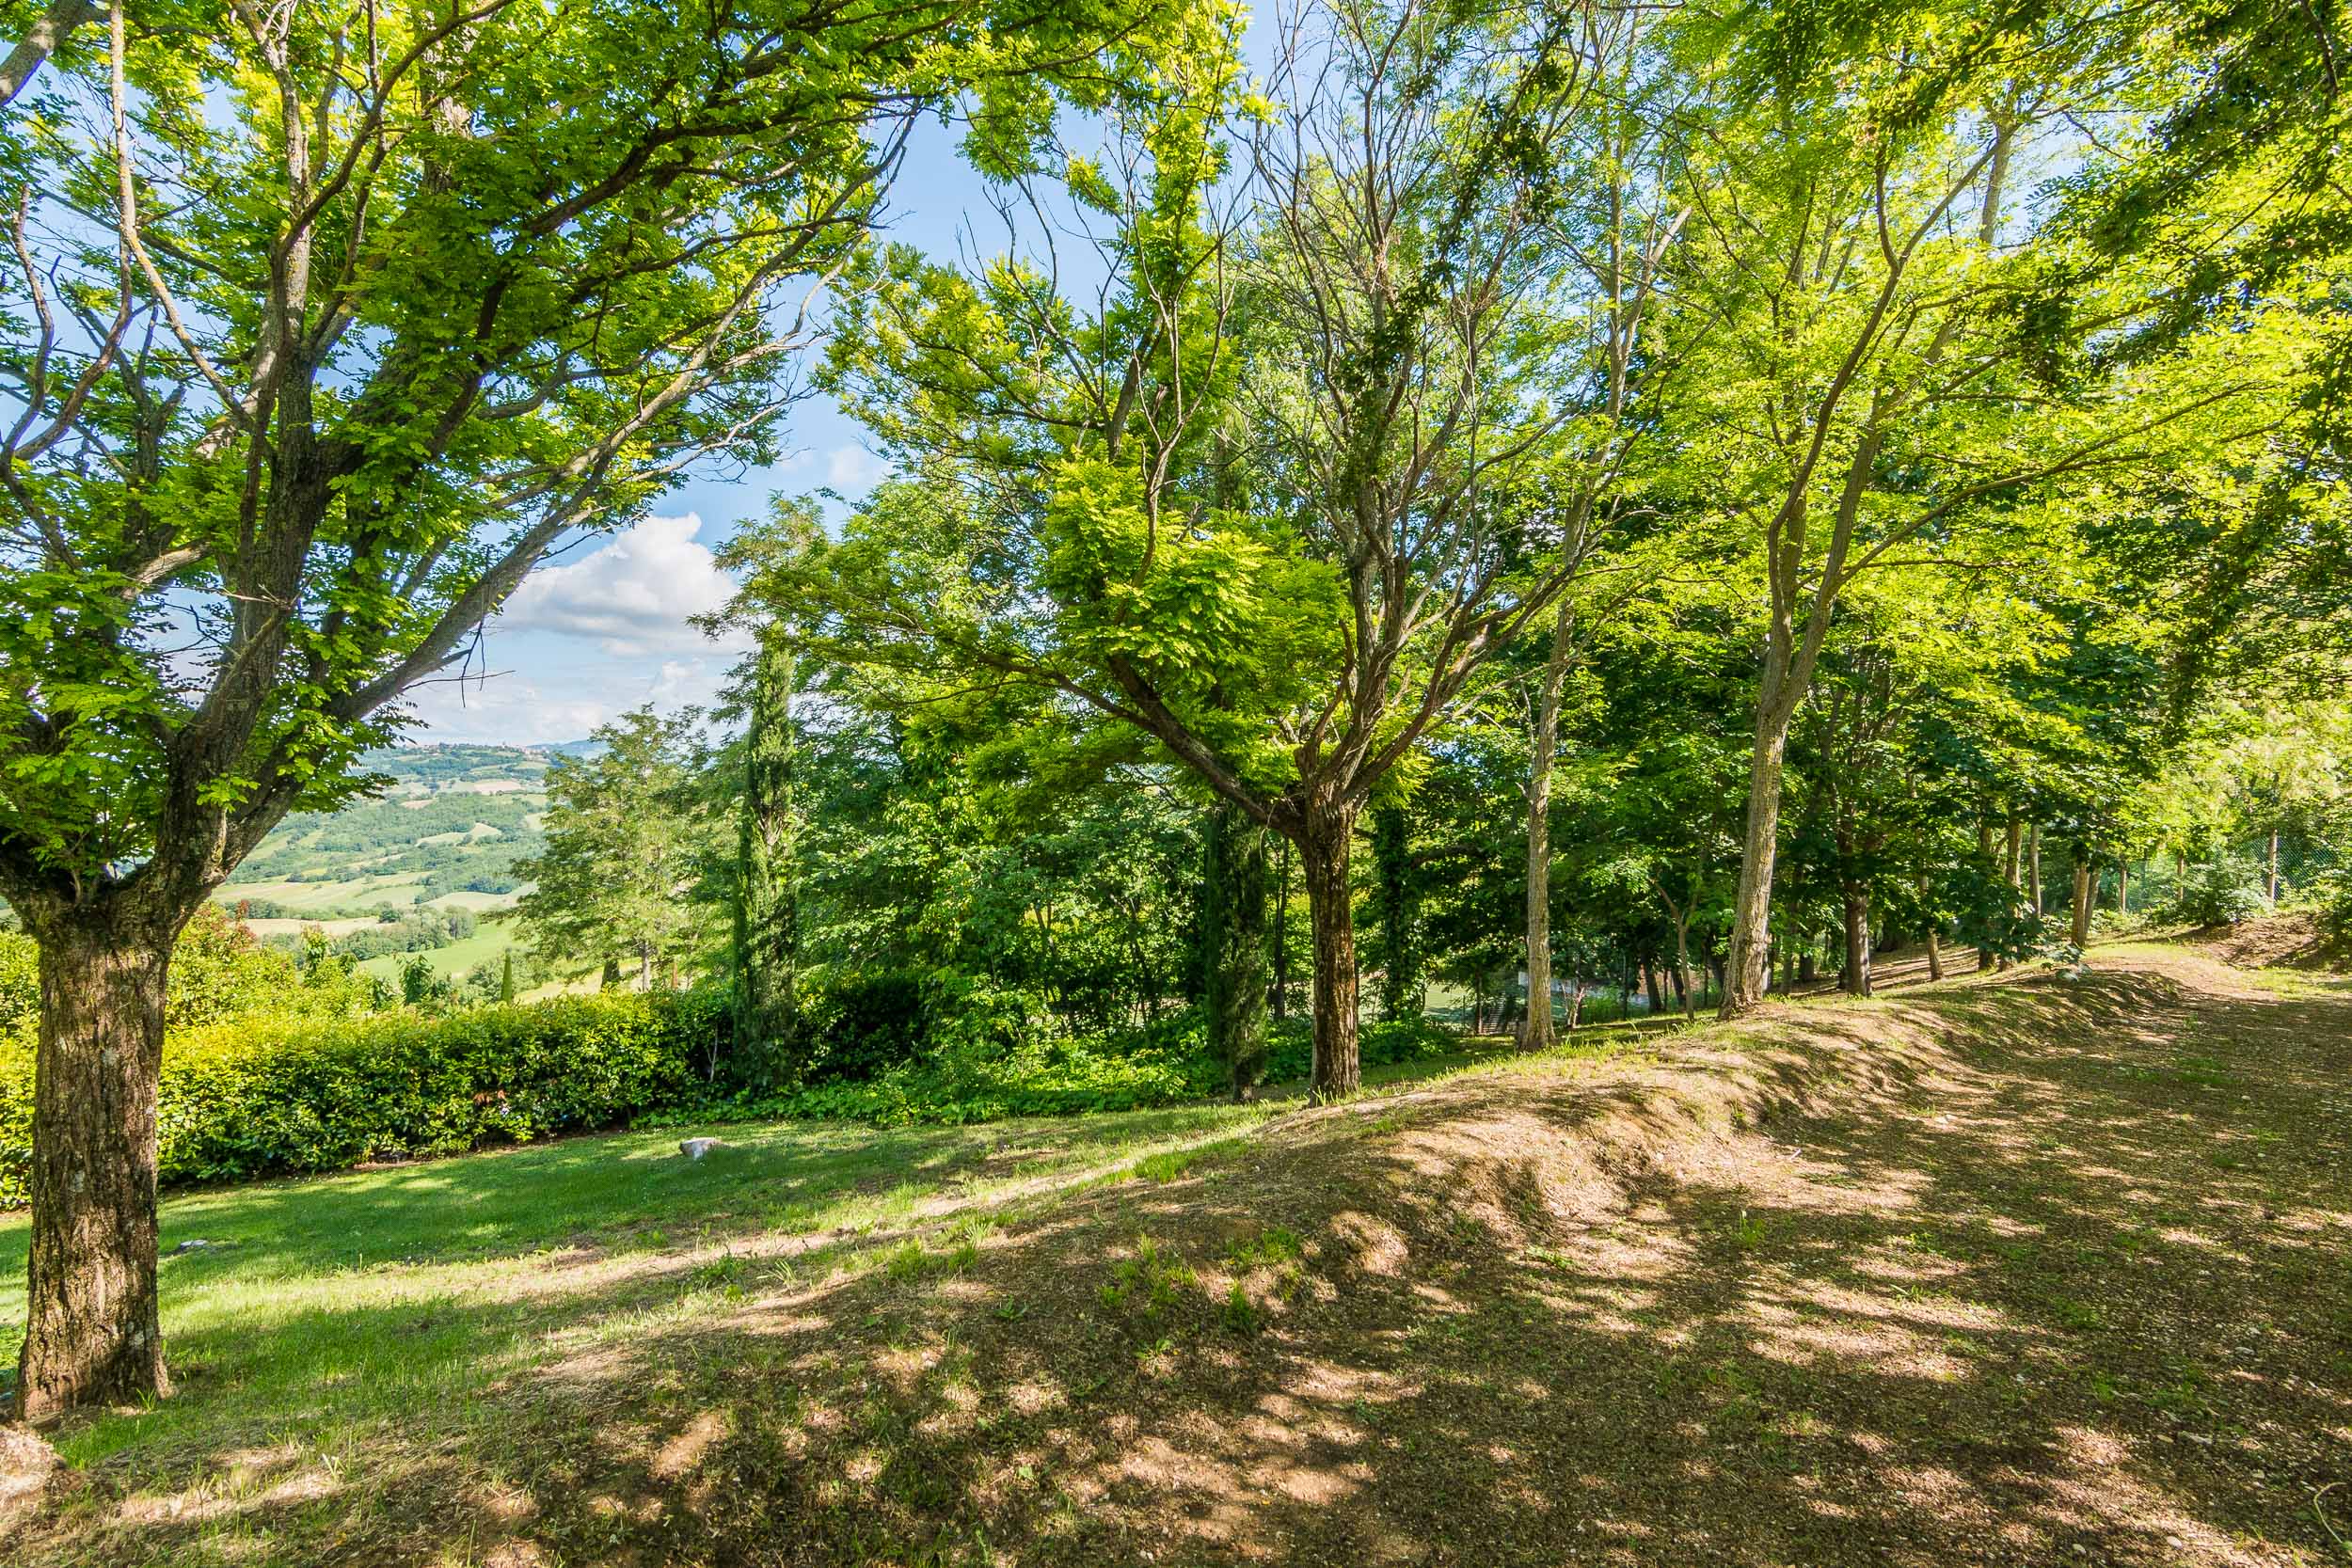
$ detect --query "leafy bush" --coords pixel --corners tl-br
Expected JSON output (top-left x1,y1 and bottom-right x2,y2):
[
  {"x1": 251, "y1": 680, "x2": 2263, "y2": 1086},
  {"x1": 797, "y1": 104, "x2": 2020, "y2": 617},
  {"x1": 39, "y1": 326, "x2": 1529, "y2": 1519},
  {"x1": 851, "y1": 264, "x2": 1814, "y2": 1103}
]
[
  {"x1": 2165, "y1": 861, "x2": 2268, "y2": 928},
  {"x1": 1263, "y1": 1014, "x2": 1456, "y2": 1083},
  {"x1": 0, "y1": 990, "x2": 720, "y2": 1208},
  {"x1": 651, "y1": 1025, "x2": 1221, "y2": 1130},
  {"x1": 2314, "y1": 869, "x2": 2352, "y2": 953},
  {"x1": 795, "y1": 969, "x2": 930, "y2": 1082}
]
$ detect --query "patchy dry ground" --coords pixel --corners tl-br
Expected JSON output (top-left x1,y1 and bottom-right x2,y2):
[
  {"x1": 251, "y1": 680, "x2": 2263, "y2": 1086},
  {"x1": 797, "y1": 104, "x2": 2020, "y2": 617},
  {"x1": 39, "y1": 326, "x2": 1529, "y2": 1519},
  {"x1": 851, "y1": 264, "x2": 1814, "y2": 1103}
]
[
  {"x1": 2185, "y1": 911, "x2": 2340, "y2": 973},
  {"x1": 8, "y1": 944, "x2": 2350, "y2": 1567}
]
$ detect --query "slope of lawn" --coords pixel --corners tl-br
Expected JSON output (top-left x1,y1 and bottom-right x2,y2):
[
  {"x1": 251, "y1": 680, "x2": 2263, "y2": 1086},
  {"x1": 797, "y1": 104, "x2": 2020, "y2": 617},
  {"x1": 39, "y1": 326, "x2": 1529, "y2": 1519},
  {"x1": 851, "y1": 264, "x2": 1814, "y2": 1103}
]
[
  {"x1": 5, "y1": 937, "x2": 2348, "y2": 1567},
  {"x1": 352, "y1": 918, "x2": 523, "y2": 985}
]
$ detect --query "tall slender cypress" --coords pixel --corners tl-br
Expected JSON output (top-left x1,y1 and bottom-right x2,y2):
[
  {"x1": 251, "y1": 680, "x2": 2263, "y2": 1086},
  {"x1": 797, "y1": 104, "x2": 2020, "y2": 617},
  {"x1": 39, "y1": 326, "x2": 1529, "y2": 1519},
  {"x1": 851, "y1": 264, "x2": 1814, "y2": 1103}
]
[
  {"x1": 1372, "y1": 804, "x2": 1423, "y2": 1022},
  {"x1": 1201, "y1": 800, "x2": 1271, "y2": 1100},
  {"x1": 733, "y1": 630, "x2": 800, "y2": 1085}
]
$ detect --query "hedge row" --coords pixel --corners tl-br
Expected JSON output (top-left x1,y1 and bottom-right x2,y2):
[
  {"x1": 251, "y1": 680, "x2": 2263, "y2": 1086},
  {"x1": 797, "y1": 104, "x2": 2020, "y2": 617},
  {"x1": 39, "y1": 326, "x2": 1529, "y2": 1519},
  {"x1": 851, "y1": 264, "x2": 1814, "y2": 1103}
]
[
  {"x1": 0, "y1": 990, "x2": 719, "y2": 1208},
  {"x1": 0, "y1": 988, "x2": 1478, "y2": 1209}
]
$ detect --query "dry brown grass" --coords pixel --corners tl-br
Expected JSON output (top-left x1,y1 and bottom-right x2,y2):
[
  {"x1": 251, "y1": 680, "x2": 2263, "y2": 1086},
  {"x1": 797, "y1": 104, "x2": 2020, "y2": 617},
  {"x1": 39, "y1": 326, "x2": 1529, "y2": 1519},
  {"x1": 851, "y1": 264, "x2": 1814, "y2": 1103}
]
[
  {"x1": 2183, "y1": 911, "x2": 2337, "y2": 972},
  {"x1": 11, "y1": 947, "x2": 2350, "y2": 1567}
]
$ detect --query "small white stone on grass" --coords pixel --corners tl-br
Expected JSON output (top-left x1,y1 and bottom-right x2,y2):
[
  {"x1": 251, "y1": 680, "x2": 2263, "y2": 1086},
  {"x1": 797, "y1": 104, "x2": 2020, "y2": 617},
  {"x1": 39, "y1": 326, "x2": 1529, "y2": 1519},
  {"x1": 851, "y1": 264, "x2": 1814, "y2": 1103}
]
[{"x1": 678, "y1": 1138, "x2": 720, "y2": 1161}]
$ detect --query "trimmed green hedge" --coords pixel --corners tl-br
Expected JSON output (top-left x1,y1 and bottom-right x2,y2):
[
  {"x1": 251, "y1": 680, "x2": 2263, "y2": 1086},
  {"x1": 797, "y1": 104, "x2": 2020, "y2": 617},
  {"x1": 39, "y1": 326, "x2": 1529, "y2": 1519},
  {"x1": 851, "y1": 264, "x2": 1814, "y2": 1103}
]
[
  {"x1": 0, "y1": 990, "x2": 719, "y2": 1208},
  {"x1": 0, "y1": 983, "x2": 1482, "y2": 1209}
]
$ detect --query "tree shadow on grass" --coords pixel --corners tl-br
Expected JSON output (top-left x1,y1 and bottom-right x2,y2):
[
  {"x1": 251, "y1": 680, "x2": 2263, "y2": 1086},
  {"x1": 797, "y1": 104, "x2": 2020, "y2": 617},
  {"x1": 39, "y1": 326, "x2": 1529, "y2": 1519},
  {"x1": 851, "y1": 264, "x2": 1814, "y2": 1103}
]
[{"x1": 14, "y1": 958, "x2": 2351, "y2": 1567}]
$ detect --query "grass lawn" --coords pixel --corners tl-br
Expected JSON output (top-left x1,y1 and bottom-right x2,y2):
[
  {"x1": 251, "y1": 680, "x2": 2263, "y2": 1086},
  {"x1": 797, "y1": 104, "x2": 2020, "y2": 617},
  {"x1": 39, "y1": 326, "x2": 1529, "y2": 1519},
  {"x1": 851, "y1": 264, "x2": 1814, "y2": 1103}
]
[
  {"x1": 354, "y1": 920, "x2": 522, "y2": 985},
  {"x1": 6, "y1": 942, "x2": 2345, "y2": 1566},
  {"x1": 425, "y1": 890, "x2": 526, "y2": 913},
  {"x1": 0, "y1": 1102, "x2": 1283, "y2": 1484},
  {"x1": 216, "y1": 872, "x2": 431, "y2": 913}
]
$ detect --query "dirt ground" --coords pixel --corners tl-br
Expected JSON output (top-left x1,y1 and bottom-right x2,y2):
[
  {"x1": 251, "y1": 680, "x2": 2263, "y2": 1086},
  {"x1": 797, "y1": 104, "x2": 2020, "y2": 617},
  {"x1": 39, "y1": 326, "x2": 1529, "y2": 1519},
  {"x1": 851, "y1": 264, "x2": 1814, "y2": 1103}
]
[
  {"x1": 2187, "y1": 911, "x2": 2338, "y2": 972},
  {"x1": 12, "y1": 943, "x2": 2351, "y2": 1567}
]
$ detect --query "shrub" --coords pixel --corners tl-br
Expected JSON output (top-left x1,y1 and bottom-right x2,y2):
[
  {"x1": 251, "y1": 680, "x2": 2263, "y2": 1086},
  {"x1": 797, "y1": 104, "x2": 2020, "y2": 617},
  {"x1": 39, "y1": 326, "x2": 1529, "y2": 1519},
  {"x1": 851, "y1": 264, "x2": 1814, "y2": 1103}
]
[
  {"x1": 2314, "y1": 869, "x2": 2352, "y2": 953},
  {"x1": 2165, "y1": 861, "x2": 2268, "y2": 928},
  {"x1": 795, "y1": 969, "x2": 931, "y2": 1082},
  {"x1": 1263, "y1": 1013, "x2": 1455, "y2": 1084},
  {"x1": 0, "y1": 989, "x2": 721, "y2": 1208}
]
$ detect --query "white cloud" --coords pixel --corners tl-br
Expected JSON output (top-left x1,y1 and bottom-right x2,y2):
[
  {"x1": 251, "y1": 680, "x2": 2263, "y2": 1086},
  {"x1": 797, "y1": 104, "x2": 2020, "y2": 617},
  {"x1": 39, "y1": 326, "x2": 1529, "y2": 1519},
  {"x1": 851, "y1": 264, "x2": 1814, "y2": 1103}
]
[
  {"x1": 496, "y1": 514, "x2": 747, "y2": 657},
  {"x1": 824, "y1": 445, "x2": 891, "y2": 493},
  {"x1": 400, "y1": 655, "x2": 740, "y2": 745},
  {"x1": 394, "y1": 514, "x2": 755, "y2": 745},
  {"x1": 398, "y1": 676, "x2": 615, "y2": 747}
]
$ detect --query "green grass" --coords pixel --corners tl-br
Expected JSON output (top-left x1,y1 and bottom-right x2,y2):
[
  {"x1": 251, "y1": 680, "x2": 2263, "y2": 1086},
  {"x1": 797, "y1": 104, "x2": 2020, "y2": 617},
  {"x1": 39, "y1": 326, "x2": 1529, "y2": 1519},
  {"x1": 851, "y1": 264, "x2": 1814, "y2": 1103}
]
[
  {"x1": 354, "y1": 919, "x2": 521, "y2": 983},
  {"x1": 423, "y1": 889, "x2": 525, "y2": 912},
  {"x1": 0, "y1": 1100, "x2": 1277, "y2": 1471},
  {"x1": 216, "y1": 871, "x2": 431, "y2": 912},
  {"x1": 0, "y1": 1024, "x2": 1642, "y2": 1481},
  {"x1": 11, "y1": 946, "x2": 2348, "y2": 1566}
]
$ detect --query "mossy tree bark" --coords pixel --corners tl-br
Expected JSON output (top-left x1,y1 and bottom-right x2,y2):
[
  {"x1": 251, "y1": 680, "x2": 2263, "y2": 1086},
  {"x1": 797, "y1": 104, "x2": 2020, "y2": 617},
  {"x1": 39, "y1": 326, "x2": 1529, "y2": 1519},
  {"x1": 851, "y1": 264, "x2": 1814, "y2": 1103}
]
[
  {"x1": 1297, "y1": 804, "x2": 1361, "y2": 1100},
  {"x1": 13, "y1": 904, "x2": 176, "y2": 1427}
]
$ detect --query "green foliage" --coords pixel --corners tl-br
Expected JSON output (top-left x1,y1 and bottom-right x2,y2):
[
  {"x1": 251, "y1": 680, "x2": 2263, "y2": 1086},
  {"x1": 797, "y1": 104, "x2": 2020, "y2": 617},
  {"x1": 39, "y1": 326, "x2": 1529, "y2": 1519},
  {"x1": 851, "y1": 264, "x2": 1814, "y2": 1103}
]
[
  {"x1": 0, "y1": 991, "x2": 720, "y2": 1209},
  {"x1": 797, "y1": 971, "x2": 931, "y2": 1083},
  {"x1": 2313, "y1": 871, "x2": 2352, "y2": 953},
  {"x1": 1262, "y1": 1015, "x2": 1456, "y2": 1085},
  {"x1": 1200, "y1": 800, "x2": 1270, "y2": 1096},
  {"x1": 0, "y1": 906, "x2": 378, "y2": 1042},
  {"x1": 0, "y1": 0, "x2": 1184, "y2": 922},
  {"x1": 1371, "y1": 805, "x2": 1425, "y2": 1022},
  {"x1": 2165, "y1": 862, "x2": 2270, "y2": 928},
  {"x1": 518, "y1": 709, "x2": 723, "y2": 984}
]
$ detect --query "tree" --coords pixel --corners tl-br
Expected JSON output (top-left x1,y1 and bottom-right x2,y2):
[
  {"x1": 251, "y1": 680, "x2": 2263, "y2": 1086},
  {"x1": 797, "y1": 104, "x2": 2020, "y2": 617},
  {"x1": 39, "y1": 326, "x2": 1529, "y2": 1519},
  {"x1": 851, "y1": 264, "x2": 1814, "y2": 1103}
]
[
  {"x1": 1200, "y1": 799, "x2": 1269, "y2": 1097},
  {"x1": 1664, "y1": 3, "x2": 2301, "y2": 1015},
  {"x1": 0, "y1": 0, "x2": 1160, "y2": 1426},
  {"x1": 790, "y1": 0, "x2": 1642, "y2": 1095},
  {"x1": 1370, "y1": 802, "x2": 1423, "y2": 1022},
  {"x1": 708, "y1": 501, "x2": 821, "y2": 1085},
  {"x1": 517, "y1": 709, "x2": 717, "y2": 990},
  {"x1": 727, "y1": 629, "x2": 801, "y2": 1083}
]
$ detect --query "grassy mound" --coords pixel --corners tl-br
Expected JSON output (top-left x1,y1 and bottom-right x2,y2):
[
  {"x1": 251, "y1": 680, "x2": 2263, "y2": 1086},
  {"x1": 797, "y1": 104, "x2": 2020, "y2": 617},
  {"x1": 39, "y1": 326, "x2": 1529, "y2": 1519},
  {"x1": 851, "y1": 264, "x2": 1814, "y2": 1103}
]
[{"x1": 7, "y1": 948, "x2": 2347, "y2": 1566}]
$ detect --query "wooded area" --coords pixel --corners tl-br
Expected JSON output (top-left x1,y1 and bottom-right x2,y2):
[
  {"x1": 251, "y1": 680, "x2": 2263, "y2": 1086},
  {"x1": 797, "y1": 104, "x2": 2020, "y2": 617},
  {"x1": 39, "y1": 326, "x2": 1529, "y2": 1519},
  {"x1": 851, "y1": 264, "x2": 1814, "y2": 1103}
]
[{"x1": 0, "y1": 0, "x2": 2345, "y2": 1517}]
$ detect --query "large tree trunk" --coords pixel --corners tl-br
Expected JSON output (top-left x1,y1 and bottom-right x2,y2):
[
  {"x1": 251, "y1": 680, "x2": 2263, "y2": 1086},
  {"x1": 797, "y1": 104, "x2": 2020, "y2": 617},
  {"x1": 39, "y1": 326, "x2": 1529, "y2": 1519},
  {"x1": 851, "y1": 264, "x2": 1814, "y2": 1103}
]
[
  {"x1": 2028, "y1": 822, "x2": 2043, "y2": 918},
  {"x1": 2072, "y1": 860, "x2": 2094, "y2": 949},
  {"x1": 1522, "y1": 602, "x2": 1572, "y2": 1050},
  {"x1": 2267, "y1": 829, "x2": 2280, "y2": 907},
  {"x1": 1203, "y1": 800, "x2": 1271, "y2": 1101},
  {"x1": 1840, "y1": 888, "x2": 1873, "y2": 997},
  {"x1": 1296, "y1": 807, "x2": 1360, "y2": 1100},
  {"x1": 1719, "y1": 703, "x2": 1795, "y2": 1017},
  {"x1": 15, "y1": 910, "x2": 173, "y2": 1427},
  {"x1": 1920, "y1": 875, "x2": 1944, "y2": 982}
]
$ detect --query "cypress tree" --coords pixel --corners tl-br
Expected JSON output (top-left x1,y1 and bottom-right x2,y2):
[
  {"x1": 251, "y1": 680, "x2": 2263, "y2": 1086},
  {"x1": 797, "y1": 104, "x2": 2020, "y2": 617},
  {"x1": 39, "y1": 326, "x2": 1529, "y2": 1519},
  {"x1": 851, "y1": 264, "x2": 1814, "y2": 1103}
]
[
  {"x1": 733, "y1": 630, "x2": 800, "y2": 1085},
  {"x1": 1372, "y1": 804, "x2": 1423, "y2": 1022},
  {"x1": 1201, "y1": 800, "x2": 1270, "y2": 1100}
]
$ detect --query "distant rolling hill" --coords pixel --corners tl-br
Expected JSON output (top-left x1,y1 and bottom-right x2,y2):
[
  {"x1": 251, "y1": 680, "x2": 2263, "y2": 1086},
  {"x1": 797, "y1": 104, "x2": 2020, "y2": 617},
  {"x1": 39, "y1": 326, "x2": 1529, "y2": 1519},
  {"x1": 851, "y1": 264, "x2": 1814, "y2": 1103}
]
[{"x1": 215, "y1": 743, "x2": 579, "y2": 922}]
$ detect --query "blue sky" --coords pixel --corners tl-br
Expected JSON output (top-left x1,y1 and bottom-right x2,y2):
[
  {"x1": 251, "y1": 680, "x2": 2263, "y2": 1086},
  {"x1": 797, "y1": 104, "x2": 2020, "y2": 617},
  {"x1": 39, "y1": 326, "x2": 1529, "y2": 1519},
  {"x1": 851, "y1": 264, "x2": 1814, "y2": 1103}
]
[
  {"x1": 403, "y1": 7, "x2": 1296, "y2": 747},
  {"x1": 401, "y1": 126, "x2": 967, "y2": 745}
]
